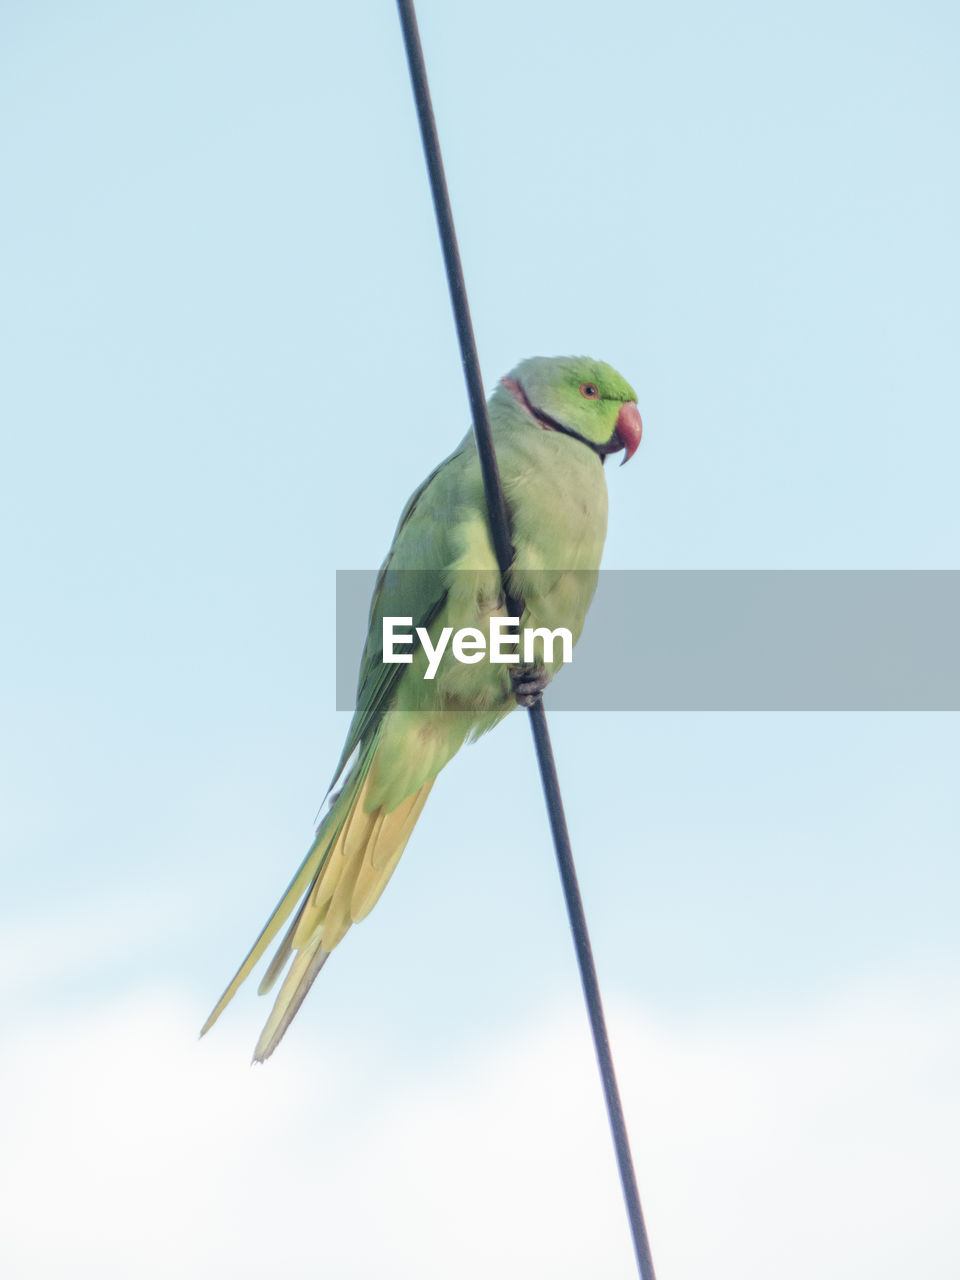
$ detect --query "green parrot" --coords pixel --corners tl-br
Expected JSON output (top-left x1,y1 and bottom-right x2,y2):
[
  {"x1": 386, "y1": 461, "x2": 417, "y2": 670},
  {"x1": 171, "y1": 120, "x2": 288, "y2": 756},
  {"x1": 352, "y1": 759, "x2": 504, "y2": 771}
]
[{"x1": 202, "y1": 354, "x2": 642, "y2": 1061}]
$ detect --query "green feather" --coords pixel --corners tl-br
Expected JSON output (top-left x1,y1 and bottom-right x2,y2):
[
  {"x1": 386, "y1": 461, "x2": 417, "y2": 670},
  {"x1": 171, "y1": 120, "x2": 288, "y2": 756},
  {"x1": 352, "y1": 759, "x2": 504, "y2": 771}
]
[{"x1": 202, "y1": 355, "x2": 640, "y2": 1058}]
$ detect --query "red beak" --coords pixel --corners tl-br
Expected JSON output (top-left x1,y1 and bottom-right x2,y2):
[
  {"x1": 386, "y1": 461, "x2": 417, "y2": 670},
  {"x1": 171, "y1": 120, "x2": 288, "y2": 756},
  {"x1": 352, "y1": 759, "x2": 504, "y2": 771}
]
[{"x1": 615, "y1": 401, "x2": 643, "y2": 465}]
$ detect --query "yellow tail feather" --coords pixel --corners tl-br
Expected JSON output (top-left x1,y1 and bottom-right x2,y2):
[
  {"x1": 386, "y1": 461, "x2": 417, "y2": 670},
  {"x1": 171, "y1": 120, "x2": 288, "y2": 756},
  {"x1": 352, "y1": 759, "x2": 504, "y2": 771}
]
[
  {"x1": 199, "y1": 766, "x2": 368, "y2": 1038},
  {"x1": 351, "y1": 784, "x2": 433, "y2": 920},
  {"x1": 252, "y1": 932, "x2": 330, "y2": 1063},
  {"x1": 199, "y1": 836, "x2": 331, "y2": 1038},
  {"x1": 205, "y1": 767, "x2": 436, "y2": 1058},
  {"x1": 251, "y1": 774, "x2": 435, "y2": 1058}
]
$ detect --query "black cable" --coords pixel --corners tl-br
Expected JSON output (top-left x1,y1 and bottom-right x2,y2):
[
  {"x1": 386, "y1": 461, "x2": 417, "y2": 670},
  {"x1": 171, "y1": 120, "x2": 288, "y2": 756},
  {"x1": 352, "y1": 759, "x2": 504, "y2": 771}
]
[
  {"x1": 527, "y1": 700, "x2": 656, "y2": 1280},
  {"x1": 393, "y1": 0, "x2": 521, "y2": 618},
  {"x1": 394, "y1": 4, "x2": 656, "y2": 1277}
]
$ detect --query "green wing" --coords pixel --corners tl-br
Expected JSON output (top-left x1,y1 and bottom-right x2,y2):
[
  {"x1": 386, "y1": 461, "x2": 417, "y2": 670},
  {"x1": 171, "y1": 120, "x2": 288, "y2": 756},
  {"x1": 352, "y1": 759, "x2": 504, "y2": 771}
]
[{"x1": 327, "y1": 443, "x2": 472, "y2": 787}]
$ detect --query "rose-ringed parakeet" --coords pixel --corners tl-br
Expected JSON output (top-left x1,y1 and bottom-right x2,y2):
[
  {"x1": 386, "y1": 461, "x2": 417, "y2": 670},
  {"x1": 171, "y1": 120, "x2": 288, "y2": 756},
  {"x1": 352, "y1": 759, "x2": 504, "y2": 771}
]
[{"x1": 202, "y1": 354, "x2": 642, "y2": 1061}]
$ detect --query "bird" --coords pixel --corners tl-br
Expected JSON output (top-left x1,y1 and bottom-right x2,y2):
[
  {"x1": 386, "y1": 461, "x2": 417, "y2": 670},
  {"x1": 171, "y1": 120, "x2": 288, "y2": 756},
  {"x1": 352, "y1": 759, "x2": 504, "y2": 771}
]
[{"x1": 201, "y1": 354, "x2": 642, "y2": 1061}]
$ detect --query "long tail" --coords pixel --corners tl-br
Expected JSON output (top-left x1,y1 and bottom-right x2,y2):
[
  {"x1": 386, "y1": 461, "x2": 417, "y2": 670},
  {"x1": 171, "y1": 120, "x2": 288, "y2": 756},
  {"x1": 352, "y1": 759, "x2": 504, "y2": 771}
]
[{"x1": 200, "y1": 753, "x2": 433, "y2": 1062}]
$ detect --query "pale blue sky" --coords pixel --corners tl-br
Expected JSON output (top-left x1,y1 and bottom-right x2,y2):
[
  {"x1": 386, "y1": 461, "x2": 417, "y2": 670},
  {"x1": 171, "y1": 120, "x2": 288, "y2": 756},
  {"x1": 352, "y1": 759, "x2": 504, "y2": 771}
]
[{"x1": 1, "y1": 2, "x2": 958, "y2": 1277}]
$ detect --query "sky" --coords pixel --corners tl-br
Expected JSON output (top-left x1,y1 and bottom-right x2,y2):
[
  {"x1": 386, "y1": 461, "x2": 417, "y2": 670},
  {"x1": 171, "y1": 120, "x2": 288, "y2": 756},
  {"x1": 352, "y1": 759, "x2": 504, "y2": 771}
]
[{"x1": 1, "y1": 1, "x2": 958, "y2": 1276}]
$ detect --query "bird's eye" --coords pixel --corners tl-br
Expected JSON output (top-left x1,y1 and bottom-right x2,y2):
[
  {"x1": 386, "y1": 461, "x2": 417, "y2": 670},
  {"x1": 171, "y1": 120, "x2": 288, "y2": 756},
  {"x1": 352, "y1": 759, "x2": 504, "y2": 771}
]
[{"x1": 580, "y1": 382, "x2": 599, "y2": 399}]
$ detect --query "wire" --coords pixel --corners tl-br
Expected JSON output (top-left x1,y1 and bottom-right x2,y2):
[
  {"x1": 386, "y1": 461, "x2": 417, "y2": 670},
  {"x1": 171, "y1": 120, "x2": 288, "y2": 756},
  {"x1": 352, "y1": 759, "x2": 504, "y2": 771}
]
[
  {"x1": 393, "y1": 0, "x2": 521, "y2": 615},
  {"x1": 394, "y1": 4, "x2": 657, "y2": 1277}
]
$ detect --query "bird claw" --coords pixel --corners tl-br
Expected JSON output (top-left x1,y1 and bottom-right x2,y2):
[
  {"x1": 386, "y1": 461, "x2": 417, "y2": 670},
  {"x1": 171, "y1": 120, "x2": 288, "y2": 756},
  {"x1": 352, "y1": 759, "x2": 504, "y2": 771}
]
[{"x1": 511, "y1": 664, "x2": 549, "y2": 707}]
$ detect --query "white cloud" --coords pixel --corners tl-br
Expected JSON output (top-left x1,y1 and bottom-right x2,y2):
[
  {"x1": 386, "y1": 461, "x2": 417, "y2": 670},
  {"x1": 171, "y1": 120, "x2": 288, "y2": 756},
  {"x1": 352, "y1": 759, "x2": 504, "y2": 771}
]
[{"x1": 1, "y1": 972, "x2": 957, "y2": 1279}]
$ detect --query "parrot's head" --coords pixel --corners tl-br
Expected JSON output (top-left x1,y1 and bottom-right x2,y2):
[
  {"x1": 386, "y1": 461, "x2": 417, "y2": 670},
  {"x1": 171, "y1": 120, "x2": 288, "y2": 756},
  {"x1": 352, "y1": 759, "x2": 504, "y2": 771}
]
[{"x1": 498, "y1": 355, "x2": 642, "y2": 465}]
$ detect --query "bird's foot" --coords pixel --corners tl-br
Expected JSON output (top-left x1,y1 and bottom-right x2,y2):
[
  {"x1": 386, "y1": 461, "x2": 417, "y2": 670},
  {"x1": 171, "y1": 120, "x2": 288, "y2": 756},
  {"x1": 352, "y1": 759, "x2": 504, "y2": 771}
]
[{"x1": 511, "y1": 664, "x2": 549, "y2": 708}]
